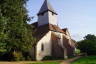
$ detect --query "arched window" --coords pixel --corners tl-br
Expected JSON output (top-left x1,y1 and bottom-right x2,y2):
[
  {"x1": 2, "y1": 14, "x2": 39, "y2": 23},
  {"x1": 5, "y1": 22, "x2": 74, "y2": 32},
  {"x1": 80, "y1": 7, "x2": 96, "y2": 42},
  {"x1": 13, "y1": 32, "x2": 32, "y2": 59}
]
[{"x1": 41, "y1": 44, "x2": 44, "y2": 51}]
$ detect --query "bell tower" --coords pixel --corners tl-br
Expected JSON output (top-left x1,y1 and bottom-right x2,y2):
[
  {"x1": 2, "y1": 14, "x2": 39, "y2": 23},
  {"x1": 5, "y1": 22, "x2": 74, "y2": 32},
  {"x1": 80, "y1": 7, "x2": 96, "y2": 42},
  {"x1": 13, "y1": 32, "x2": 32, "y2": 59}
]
[{"x1": 37, "y1": 0, "x2": 58, "y2": 26}]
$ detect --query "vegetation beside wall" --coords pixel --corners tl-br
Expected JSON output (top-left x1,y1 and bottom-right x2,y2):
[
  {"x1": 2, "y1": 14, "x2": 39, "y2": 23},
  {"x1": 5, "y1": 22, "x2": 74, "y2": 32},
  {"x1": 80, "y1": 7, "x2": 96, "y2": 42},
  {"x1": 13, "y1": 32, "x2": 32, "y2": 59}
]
[{"x1": 43, "y1": 56, "x2": 64, "y2": 60}]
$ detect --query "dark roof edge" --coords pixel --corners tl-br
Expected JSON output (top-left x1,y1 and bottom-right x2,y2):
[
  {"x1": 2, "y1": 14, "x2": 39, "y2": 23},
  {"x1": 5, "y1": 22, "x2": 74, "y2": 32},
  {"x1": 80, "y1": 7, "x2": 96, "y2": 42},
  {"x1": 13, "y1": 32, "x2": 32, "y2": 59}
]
[{"x1": 37, "y1": 10, "x2": 58, "y2": 16}]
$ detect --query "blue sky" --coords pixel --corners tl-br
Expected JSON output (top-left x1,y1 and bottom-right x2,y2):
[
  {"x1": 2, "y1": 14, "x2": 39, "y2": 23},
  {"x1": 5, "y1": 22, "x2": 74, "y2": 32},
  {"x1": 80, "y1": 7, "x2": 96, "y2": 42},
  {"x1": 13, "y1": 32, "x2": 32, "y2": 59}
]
[{"x1": 26, "y1": 0, "x2": 96, "y2": 41}]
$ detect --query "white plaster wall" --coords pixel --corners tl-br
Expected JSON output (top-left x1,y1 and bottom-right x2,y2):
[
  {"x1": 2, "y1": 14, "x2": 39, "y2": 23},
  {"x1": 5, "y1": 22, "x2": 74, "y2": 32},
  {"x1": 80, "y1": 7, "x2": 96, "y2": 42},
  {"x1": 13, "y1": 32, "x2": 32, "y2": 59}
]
[
  {"x1": 51, "y1": 31, "x2": 66, "y2": 46},
  {"x1": 38, "y1": 11, "x2": 57, "y2": 26},
  {"x1": 36, "y1": 31, "x2": 51, "y2": 61},
  {"x1": 51, "y1": 31, "x2": 68, "y2": 59},
  {"x1": 36, "y1": 30, "x2": 73, "y2": 61},
  {"x1": 51, "y1": 31, "x2": 72, "y2": 48},
  {"x1": 38, "y1": 12, "x2": 49, "y2": 26},
  {"x1": 36, "y1": 31, "x2": 66, "y2": 61},
  {"x1": 48, "y1": 11, "x2": 57, "y2": 25},
  {"x1": 51, "y1": 31, "x2": 69, "y2": 40}
]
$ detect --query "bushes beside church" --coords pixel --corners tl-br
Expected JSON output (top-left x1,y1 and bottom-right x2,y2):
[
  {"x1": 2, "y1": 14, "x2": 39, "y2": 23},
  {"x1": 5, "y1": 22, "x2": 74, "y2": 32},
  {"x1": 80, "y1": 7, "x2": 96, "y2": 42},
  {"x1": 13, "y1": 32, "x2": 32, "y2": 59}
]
[
  {"x1": 43, "y1": 56, "x2": 64, "y2": 60},
  {"x1": 0, "y1": 51, "x2": 32, "y2": 61},
  {"x1": 78, "y1": 34, "x2": 96, "y2": 55}
]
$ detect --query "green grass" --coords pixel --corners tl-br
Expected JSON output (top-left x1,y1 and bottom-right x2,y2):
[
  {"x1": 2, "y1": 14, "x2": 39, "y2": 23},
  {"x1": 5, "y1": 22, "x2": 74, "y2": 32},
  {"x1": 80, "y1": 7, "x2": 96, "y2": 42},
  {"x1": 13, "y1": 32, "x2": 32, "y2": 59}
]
[
  {"x1": 28, "y1": 61, "x2": 60, "y2": 64},
  {"x1": 72, "y1": 56, "x2": 96, "y2": 64}
]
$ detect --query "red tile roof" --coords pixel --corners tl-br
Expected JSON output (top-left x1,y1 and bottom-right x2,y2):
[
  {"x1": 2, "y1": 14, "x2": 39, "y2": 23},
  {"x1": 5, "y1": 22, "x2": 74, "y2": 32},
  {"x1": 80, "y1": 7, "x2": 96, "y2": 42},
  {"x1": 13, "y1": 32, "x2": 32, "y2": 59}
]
[
  {"x1": 31, "y1": 22, "x2": 66, "y2": 34},
  {"x1": 31, "y1": 22, "x2": 68, "y2": 45}
]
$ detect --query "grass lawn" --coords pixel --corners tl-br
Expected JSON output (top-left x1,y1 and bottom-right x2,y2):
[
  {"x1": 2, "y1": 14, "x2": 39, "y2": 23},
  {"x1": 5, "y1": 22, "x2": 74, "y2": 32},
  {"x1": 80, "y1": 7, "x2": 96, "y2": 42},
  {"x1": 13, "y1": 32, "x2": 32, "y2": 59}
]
[
  {"x1": 71, "y1": 56, "x2": 96, "y2": 64},
  {"x1": 28, "y1": 61, "x2": 60, "y2": 64}
]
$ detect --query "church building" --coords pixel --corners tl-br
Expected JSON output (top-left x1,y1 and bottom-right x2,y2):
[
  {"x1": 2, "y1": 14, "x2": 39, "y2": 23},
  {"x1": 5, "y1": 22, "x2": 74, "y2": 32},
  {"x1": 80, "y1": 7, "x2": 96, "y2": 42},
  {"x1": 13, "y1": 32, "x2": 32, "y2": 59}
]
[{"x1": 30, "y1": 0, "x2": 76, "y2": 61}]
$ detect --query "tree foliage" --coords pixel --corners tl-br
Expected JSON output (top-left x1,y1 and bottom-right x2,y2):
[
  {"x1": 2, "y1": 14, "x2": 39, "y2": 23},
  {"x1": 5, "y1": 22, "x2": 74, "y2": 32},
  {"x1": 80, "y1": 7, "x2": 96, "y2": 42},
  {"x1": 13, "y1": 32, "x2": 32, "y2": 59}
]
[
  {"x1": 78, "y1": 34, "x2": 96, "y2": 55},
  {"x1": 0, "y1": 0, "x2": 35, "y2": 60}
]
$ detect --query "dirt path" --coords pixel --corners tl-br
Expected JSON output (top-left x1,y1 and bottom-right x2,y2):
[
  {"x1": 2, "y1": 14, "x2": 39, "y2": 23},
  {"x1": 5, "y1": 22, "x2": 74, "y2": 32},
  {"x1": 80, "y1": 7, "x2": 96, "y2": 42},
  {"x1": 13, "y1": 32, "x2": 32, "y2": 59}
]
[
  {"x1": 0, "y1": 61, "x2": 34, "y2": 64},
  {"x1": 60, "y1": 56, "x2": 81, "y2": 64},
  {"x1": 0, "y1": 56, "x2": 81, "y2": 64}
]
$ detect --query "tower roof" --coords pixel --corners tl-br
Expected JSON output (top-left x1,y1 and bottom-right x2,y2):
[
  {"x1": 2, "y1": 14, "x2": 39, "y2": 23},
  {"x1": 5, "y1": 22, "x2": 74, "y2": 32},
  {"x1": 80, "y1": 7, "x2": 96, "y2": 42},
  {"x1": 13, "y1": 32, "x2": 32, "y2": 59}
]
[{"x1": 38, "y1": 0, "x2": 57, "y2": 15}]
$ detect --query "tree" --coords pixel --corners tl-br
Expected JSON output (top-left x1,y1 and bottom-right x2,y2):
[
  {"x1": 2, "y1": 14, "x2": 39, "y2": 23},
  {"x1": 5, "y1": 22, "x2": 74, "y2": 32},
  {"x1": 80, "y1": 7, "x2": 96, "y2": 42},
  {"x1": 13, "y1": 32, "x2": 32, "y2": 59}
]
[
  {"x1": 84, "y1": 34, "x2": 96, "y2": 41},
  {"x1": 0, "y1": 12, "x2": 8, "y2": 54},
  {"x1": 0, "y1": 0, "x2": 36, "y2": 60},
  {"x1": 78, "y1": 34, "x2": 96, "y2": 55}
]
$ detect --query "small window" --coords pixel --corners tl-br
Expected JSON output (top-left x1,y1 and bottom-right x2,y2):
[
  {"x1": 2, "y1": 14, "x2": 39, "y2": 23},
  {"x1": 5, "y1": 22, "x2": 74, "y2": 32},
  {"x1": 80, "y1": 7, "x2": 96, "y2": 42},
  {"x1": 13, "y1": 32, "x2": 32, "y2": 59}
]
[
  {"x1": 41, "y1": 44, "x2": 44, "y2": 51},
  {"x1": 52, "y1": 12, "x2": 54, "y2": 15},
  {"x1": 41, "y1": 13, "x2": 44, "y2": 16}
]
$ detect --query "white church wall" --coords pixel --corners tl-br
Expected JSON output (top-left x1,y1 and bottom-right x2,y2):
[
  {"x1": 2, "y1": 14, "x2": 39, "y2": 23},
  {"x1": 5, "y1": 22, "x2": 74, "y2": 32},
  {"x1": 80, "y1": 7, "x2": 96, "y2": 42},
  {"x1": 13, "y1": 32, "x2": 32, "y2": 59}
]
[
  {"x1": 51, "y1": 31, "x2": 73, "y2": 48},
  {"x1": 51, "y1": 31, "x2": 69, "y2": 40},
  {"x1": 51, "y1": 31, "x2": 68, "y2": 59},
  {"x1": 36, "y1": 31, "x2": 51, "y2": 61},
  {"x1": 38, "y1": 12, "x2": 49, "y2": 26},
  {"x1": 51, "y1": 30, "x2": 76, "y2": 58},
  {"x1": 38, "y1": 11, "x2": 57, "y2": 26},
  {"x1": 48, "y1": 11, "x2": 57, "y2": 25},
  {"x1": 36, "y1": 30, "x2": 74, "y2": 61}
]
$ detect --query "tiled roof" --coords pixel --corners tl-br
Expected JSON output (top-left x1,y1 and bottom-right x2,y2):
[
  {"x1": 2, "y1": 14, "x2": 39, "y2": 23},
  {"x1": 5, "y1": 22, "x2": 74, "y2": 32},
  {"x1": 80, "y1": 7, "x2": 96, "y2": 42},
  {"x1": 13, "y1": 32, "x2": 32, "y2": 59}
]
[
  {"x1": 31, "y1": 22, "x2": 76, "y2": 50},
  {"x1": 31, "y1": 22, "x2": 65, "y2": 34},
  {"x1": 31, "y1": 22, "x2": 68, "y2": 45},
  {"x1": 49, "y1": 24, "x2": 64, "y2": 33},
  {"x1": 62, "y1": 28, "x2": 68, "y2": 35}
]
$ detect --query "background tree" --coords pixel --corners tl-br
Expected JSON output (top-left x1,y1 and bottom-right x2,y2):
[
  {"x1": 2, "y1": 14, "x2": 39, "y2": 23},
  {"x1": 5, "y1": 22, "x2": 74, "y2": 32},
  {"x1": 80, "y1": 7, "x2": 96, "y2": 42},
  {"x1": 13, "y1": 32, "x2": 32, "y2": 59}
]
[
  {"x1": 0, "y1": 0, "x2": 35, "y2": 60},
  {"x1": 78, "y1": 34, "x2": 96, "y2": 55}
]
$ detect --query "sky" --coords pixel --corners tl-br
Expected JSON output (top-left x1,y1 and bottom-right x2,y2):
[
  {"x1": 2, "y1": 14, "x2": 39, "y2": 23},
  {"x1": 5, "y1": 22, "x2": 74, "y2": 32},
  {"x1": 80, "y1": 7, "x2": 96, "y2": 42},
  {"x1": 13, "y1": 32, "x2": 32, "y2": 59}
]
[{"x1": 26, "y1": 0, "x2": 96, "y2": 41}]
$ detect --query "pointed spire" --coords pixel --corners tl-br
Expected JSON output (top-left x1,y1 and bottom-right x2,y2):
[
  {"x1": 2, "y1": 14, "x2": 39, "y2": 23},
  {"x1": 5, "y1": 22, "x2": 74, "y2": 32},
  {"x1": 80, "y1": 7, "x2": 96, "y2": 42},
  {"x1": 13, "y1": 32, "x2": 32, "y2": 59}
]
[{"x1": 38, "y1": 0, "x2": 57, "y2": 15}]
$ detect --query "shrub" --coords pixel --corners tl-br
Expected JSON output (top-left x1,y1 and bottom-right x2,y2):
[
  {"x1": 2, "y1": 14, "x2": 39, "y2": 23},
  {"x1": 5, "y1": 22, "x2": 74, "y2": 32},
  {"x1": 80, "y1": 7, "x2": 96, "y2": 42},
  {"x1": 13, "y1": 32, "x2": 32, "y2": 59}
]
[
  {"x1": 12, "y1": 51, "x2": 24, "y2": 61},
  {"x1": 78, "y1": 34, "x2": 96, "y2": 55},
  {"x1": 74, "y1": 49, "x2": 81, "y2": 56},
  {"x1": 43, "y1": 56, "x2": 64, "y2": 60}
]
